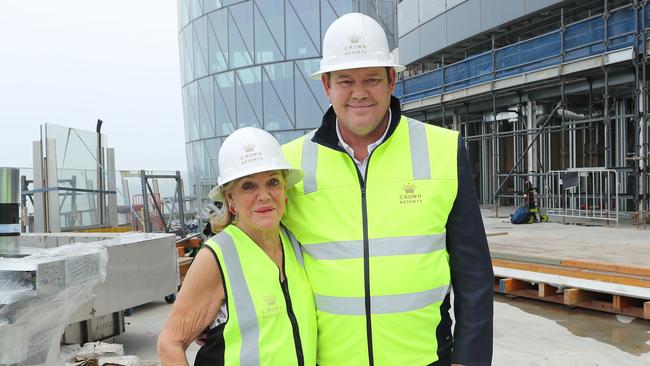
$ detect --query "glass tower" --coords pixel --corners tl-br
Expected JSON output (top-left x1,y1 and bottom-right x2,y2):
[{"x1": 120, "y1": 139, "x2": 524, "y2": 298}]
[{"x1": 178, "y1": 0, "x2": 397, "y2": 198}]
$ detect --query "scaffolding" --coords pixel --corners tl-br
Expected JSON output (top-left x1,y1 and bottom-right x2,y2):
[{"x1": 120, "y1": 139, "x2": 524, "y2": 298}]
[{"x1": 397, "y1": 0, "x2": 649, "y2": 227}]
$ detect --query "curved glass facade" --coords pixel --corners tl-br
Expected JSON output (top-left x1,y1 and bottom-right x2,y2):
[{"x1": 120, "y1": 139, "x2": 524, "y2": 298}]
[{"x1": 178, "y1": 0, "x2": 397, "y2": 196}]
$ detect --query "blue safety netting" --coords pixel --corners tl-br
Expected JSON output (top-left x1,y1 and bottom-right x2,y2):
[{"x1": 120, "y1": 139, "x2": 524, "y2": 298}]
[
  {"x1": 564, "y1": 16, "x2": 605, "y2": 62},
  {"x1": 495, "y1": 31, "x2": 561, "y2": 78},
  {"x1": 403, "y1": 69, "x2": 442, "y2": 96},
  {"x1": 608, "y1": 7, "x2": 636, "y2": 51},
  {"x1": 396, "y1": 4, "x2": 645, "y2": 103}
]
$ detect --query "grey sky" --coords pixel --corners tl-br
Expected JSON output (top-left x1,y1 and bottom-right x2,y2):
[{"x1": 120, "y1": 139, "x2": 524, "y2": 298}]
[{"x1": 0, "y1": 1, "x2": 186, "y2": 172}]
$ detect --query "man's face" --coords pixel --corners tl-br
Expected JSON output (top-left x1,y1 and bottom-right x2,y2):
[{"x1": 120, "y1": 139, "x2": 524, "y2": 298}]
[{"x1": 322, "y1": 67, "x2": 395, "y2": 138}]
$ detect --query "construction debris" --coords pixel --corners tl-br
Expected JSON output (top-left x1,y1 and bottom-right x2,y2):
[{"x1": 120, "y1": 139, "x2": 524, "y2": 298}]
[{"x1": 62, "y1": 342, "x2": 139, "y2": 366}]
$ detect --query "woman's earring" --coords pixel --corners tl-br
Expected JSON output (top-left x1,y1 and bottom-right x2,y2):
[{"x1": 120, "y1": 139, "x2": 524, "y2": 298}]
[{"x1": 229, "y1": 206, "x2": 237, "y2": 215}]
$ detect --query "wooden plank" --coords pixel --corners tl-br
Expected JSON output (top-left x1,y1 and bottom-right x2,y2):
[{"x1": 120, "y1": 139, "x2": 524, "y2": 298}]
[
  {"x1": 493, "y1": 258, "x2": 650, "y2": 288},
  {"x1": 499, "y1": 278, "x2": 532, "y2": 293},
  {"x1": 538, "y1": 283, "x2": 557, "y2": 298},
  {"x1": 486, "y1": 232, "x2": 508, "y2": 237},
  {"x1": 613, "y1": 295, "x2": 636, "y2": 311},
  {"x1": 644, "y1": 301, "x2": 650, "y2": 320},
  {"x1": 564, "y1": 288, "x2": 596, "y2": 306},
  {"x1": 492, "y1": 253, "x2": 562, "y2": 266},
  {"x1": 560, "y1": 259, "x2": 650, "y2": 277}
]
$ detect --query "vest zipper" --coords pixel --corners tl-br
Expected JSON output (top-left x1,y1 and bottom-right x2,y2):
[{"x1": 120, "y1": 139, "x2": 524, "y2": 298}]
[
  {"x1": 350, "y1": 153, "x2": 375, "y2": 366},
  {"x1": 280, "y1": 249, "x2": 304, "y2": 366},
  {"x1": 360, "y1": 184, "x2": 374, "y2": 366}
]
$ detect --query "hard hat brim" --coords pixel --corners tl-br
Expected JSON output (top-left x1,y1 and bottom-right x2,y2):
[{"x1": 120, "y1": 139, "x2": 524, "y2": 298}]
[
  {"x1": 310, "y1": 63, "x2": 406, "y2": 80},
  {"x1": 207, "y1": 168, "x2": 305, "y2": 202}
]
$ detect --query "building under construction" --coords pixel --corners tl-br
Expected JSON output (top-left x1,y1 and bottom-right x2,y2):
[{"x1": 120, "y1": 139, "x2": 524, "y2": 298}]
[{"x1": 395, "y1": 0, "x2": 649, "y2": 226}]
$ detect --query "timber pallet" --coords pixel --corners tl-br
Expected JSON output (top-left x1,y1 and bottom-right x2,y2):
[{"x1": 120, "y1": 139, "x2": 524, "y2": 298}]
[{"x1": 494, "y1": 276, "x2": 650, "y2": 320}]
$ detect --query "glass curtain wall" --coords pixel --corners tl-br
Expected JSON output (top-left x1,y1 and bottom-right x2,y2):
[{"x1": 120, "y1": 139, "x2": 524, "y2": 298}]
[{"x1": 178, "y1": 0, "x2": 397, "y2": 198}]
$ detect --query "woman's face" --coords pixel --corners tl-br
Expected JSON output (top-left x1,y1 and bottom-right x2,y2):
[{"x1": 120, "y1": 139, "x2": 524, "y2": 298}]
[{"x1": 226, "y1": 170, "x2": 287, "y2": 234}]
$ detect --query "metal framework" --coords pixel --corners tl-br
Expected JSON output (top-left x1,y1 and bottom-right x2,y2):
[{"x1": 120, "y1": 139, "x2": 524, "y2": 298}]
[
  {"x1": 137, "y1": 170, "x2": 188, "y2": 236},
  {"x1": 398, "y1": 0, "x2": 649, "y2": 227}
]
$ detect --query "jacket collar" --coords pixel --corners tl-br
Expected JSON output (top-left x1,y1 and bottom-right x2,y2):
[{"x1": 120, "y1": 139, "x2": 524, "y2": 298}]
[{"x1": 311, "y1": 95, "x2": 403, "y2": 150}]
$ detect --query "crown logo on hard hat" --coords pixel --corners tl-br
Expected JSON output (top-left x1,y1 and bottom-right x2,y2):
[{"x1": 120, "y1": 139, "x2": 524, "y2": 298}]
[
  {"x1": 243, "y1": 142, "x2": 255, "y2": 152},
  {"x1": 348, "y1": 32, "x2": 362, "y2": 44},
  {"x1": 402, "y1": 183, "x2": 416, "y2": 194}
]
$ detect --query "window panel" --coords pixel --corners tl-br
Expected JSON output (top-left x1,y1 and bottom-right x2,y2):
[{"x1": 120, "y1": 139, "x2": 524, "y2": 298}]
[
  {"x1": 193, "y1": 17, "x2": 209, "y2": 78},
  {"x1": 294, "y1": 64, "x2": 325, "y2": 129},
  {"x1": 296, "y1": 59, "x2": 329, "y2": 110},
  {"x1": 236, "y1": 67, "x2": 262, "y2": 128},
  {"x1": 288, "y1": 0, "x2": 320, "y2": 52},
  {"x1": 208, "y1": 10, "x2": 228, "y2": 73},
  {"x1": 263, "y1": 62, "x2": 295, "y2": 130},
  {"x1": 376, "y1": 1, "x2": 397, "y2": 49},
  {"x1": 181, "y1": 27, "x2": 194, "y2": 84},
  {"x1": 179, "y1": 0, "x2": 191, "y2": 29},
  {"x1": 222, "y1": 0, "x2": 246, "y2": 5},
  {"x1": 187, "y1": 82, "x2": 201, "y2": 140},
  {"x1": 182, "y1": 86, "x2": 191, "y2": 142},
  {"x1": 191, "y1": 141, "x2": 207, "y2": 180},
  {"x1": 198, "y1": 76, "x2": 216, "y2": 138},
  {"x1": 204, "y1": 0, "x2": 222, "y2": 13},
  {"x1": 228, "y1": 2, "x2": 254, "y2": 68},
  {"x1": 254, "y1": 3, "x2": 284, "y2": 63},
  {"x1": 215, "y1": 73, "x2": 236, "y2": 136},
  {"x1": 254, "y1": 0, "x2": 285, "y2": 55},
  {"x1": 286, "y1": 4, "x2": 319, "y2": 59},
  {"x1": 191, "y1": 0, "x2": 203, "y2": 19},
  {"x1": 203, "y1": 139, "x2": 220, "y2": 179},
  {"x1": 185, "y1": 143, "x2": 195, "y2": 185},
  {"x1": 321, "y1": 0, "x2": 339, "y2": 40},
  {"x1": 325, "y1": 0, "x2": 353, "y2": 17}
]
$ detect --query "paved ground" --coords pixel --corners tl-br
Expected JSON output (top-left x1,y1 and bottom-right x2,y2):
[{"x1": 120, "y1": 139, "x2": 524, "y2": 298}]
[{"x1": 114, "y1": 295, "x2": 650, "y2": 365}]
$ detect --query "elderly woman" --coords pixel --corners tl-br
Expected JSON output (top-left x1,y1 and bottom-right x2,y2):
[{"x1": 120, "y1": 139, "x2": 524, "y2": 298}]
[{"x1": 158, "y1": 127, "x2": 316, "y2": 365}]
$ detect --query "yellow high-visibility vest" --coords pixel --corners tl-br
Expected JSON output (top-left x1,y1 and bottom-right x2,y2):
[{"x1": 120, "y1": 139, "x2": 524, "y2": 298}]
[
  {"x1": 202, "y1": 225, "x2": 317, "y2": 365},
  {"x1": 282, "y1": 116, "x2": 458, "y2": 366}
]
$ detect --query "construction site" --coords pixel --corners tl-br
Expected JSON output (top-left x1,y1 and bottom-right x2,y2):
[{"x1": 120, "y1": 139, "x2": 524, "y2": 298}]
[{"x1": 0, "y1": 0, "x2": 649, "y2": 365}]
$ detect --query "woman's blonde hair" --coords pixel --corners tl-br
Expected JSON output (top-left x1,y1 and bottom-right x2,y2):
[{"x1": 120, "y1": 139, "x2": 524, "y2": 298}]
[{"x1": 207, "y1": 170, "x2": 289, "y2": 234}]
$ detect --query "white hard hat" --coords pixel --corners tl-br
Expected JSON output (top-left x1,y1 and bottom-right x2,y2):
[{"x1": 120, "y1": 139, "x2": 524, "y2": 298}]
[
  {"x1": 208, "y1": 127, "x2": 304, "y2": 202},
  {"x1": 311, "y1": 12, "x2": 405, "y2": 80}
]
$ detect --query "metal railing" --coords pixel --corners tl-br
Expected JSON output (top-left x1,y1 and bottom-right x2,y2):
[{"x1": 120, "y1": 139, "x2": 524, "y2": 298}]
[{"x1": 541, "y1": 168, "x2": 620, "y2": 226}]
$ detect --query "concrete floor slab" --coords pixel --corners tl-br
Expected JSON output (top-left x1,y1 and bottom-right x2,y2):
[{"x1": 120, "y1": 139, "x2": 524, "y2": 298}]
[{"x1": 483, "y1": 208, "x2": 650, "y2": 268}]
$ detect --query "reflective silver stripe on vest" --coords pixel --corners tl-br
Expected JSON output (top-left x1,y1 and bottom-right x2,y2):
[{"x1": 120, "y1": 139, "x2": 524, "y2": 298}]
[
  {"x1": 282, "y1": 226, "x2": 304, "y2": 267},
  {"x1": 302, "y1": 234, "x2": 446, "y2": 260},
  {"x1": 214, "y1": 231, "x2": 260, "y2": 365},
  {"x1": 314, "y1": 285, "x2": 449, "y2": 315},
  {"x1": 301, "y1": 130, "x2": 318, "y2": 194},
  {"x1": 407, "y1": 118, "x2": 431, "y2": 180}
]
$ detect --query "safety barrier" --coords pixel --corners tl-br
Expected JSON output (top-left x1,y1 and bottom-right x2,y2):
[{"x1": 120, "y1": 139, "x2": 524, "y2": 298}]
[
  {"x1": 540, "y1": 168, "x2": 620, "y2": 226},
  {"x1": 396, "y1": 4, "x2": 644, "y2": 103}
]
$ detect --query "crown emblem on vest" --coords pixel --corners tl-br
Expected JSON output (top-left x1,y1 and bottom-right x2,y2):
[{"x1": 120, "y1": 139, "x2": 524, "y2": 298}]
[
  {"x1": 262, "y1": 294, "x2": 276, "y2": 306},
  {"x1": 402, "y1": 183, "x2": 416, "y2": 194},
  {"x1": 348, "y1": 32, "x2": 362, "y2": 44},
  {"x1": 242, "y1": 142, "x2": 255, "y2": 152}
]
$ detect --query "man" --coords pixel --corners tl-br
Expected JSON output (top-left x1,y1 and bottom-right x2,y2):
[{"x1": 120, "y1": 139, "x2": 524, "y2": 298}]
[{"x1": 281, "y1": 13, "x2": 493, "y2": 366}]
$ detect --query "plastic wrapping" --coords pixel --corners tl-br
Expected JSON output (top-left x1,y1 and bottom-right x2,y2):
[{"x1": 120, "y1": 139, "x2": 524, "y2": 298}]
[{"x1": 0, "y1": 242, "x2": 108, "y2": 365}]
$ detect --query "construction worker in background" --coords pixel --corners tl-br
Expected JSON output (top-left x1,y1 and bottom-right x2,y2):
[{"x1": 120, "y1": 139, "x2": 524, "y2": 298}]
[{"x1": 281, "y1": 13, "x2": 493, "y2": 366}]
